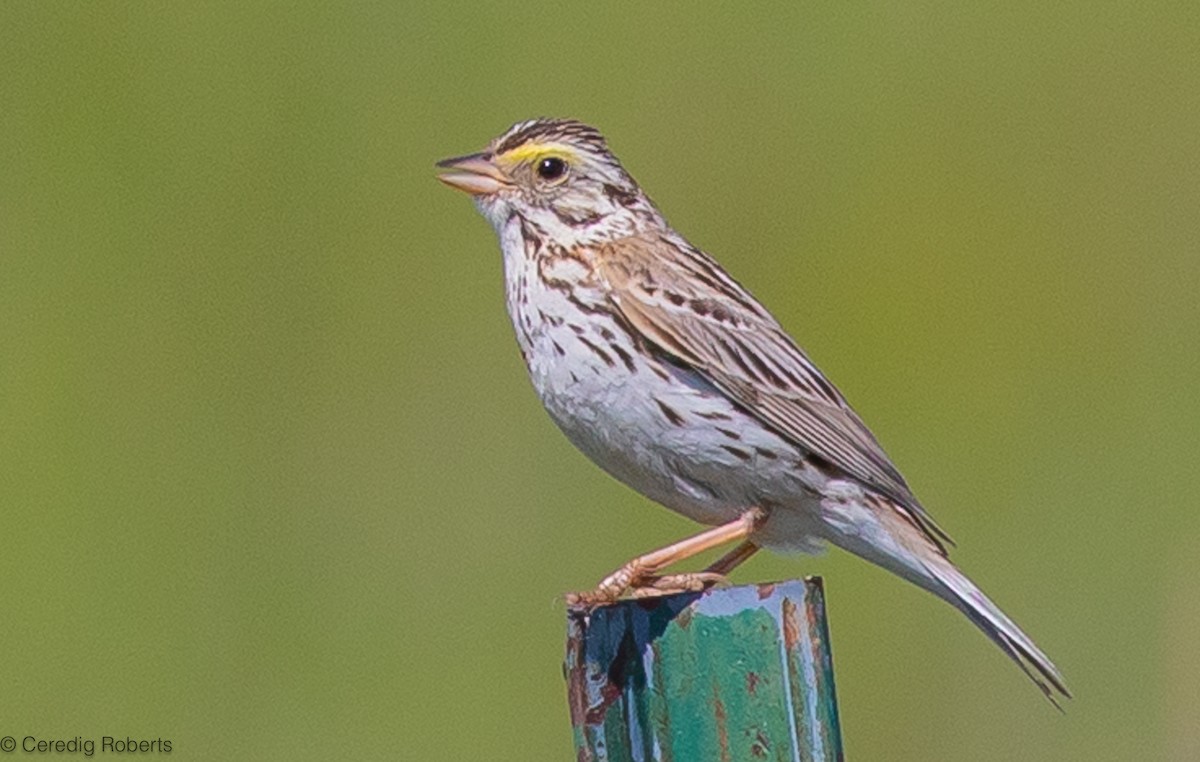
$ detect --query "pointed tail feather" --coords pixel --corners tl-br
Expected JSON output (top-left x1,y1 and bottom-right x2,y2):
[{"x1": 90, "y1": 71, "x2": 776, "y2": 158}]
[{"x1": 922, "y1": 558, "x2": 1071, "y2": 706}]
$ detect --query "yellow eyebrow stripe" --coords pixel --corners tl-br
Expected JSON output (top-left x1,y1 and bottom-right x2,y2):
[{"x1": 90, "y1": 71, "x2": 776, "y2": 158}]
[{"x1": 501, "y1": 142, "x2": 579, "y2": 164}]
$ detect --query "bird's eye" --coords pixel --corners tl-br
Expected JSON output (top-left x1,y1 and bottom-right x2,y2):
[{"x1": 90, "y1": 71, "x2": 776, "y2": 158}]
[{"x1": 536, "y1": 156, "x2": 567, "y2": 181}]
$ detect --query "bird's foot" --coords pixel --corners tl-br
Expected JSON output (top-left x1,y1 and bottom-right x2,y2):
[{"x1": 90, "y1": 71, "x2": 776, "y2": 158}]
[
  {"x1": 565, "y1": 510, "x2": 763, "y2": 610},
  {"x1": 566, "y1": 566, "x2": 730, "y2": 608}
]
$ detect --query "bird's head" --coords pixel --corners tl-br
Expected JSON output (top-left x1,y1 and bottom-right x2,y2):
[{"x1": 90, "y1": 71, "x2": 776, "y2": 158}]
[{"x1": 437, "y1": 118, "x2": 658, "y2": 237}]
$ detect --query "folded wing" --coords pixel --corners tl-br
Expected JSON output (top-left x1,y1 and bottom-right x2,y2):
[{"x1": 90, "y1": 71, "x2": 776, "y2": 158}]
[{"x1": 597, "y1": 233, "x2": 951, "y2": 549}]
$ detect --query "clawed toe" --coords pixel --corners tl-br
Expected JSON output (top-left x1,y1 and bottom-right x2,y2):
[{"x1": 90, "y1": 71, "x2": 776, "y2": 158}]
[
  {"x1": 629, "y1": 572, "x2": 729, "y2": 599},
  {"x1": 566, "y1": 571, "x2": 729, "y2": 607},
  {"x1": 566, "y1": 561, "x2": 644, "y2": 609},
  {"x1": 565, "y1": 588, "x2": 616, "y2": 609}
]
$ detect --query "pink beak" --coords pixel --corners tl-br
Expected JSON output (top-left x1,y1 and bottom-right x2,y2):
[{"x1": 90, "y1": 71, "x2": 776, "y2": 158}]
[{"x1": 436, "y1": 153, "x2": 511, "y2": 196}]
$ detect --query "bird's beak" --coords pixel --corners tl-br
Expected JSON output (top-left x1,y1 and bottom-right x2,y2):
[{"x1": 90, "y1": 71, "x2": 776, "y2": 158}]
[{"x1": 436, "y1": 152, "x2": 511, "y2": 196}]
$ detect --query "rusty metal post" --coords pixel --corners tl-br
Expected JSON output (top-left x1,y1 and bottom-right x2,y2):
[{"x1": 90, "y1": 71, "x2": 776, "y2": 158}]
[{"x1": 565, "y1": 578, "x2": 843, "y2": 762}]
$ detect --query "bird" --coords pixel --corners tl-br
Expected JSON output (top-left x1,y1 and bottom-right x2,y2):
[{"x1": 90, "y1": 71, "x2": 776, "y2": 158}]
[{"x1": 436, "y1": 117, "x2": 1069, "y2": 703}]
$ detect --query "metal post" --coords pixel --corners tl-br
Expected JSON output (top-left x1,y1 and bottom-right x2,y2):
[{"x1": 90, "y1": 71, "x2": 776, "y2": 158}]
[{"x1": 566, "y1": 578, "x2": 843, "y2": 761}]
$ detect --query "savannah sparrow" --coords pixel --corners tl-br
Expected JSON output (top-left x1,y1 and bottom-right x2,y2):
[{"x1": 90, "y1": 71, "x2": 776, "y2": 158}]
[{"x1": 437, "y1": 118, "x2": 1068, "y2": 702}]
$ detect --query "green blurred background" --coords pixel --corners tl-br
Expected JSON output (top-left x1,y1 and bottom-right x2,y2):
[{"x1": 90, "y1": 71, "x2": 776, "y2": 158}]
[{"x1": 2, "y1": 3, "x2": 1197, "y2": 760}]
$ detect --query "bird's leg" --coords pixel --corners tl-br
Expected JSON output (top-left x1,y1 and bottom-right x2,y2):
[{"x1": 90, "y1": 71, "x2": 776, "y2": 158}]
[
  {"x1": 566, "y1": 509, "x2": 764, "y2": 608},
  {"x1": 705, "y1": 540, "x2": 760, "y2": 575},
  {"x1": 632, "y1": 540, "x2": 762, "y2": 598}
]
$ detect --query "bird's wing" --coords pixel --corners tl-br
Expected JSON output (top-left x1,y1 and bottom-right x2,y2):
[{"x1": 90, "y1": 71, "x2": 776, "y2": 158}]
[{"x1": 597, "y1": 234, "x2": 951, "y2": 547}]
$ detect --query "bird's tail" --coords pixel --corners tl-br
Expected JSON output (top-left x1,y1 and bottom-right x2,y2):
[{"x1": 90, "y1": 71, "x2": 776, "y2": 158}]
[
  {"x1": 817, "y1": 496, "x2": 1070, "y2": 705},
  {"x1": 920, "y1": 555, "x2": 1071, "y2": 707}
]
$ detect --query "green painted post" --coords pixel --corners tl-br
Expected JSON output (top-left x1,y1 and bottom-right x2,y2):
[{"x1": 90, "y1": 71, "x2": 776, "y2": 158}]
[{"x1": 566, "y1": 578, "x2": 843, "y2": 762}]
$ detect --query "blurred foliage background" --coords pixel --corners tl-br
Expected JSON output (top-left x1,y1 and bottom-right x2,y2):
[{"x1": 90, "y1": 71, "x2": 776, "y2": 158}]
[{"x1": 1, "y1": 3, "x2": 1197, "y2": 760}]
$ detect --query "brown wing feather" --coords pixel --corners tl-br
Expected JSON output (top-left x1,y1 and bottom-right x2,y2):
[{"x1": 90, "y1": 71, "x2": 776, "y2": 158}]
[{"x1": 597, "y1": 234, "x2": 952, "y2": 548}]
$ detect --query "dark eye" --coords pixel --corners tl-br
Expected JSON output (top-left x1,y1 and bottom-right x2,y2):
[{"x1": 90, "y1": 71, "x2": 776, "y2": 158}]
[{"x1": 536, "y1": 156, "x2": 567, "y2": 181}]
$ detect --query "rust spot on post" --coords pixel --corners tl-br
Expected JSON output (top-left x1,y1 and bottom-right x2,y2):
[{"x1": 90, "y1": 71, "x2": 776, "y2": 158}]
[
  {"x1": 746, "y1": 670, "x2": 760, "y2": 695},
  {"x1": 566, "y1": 612, "x2": 590, "y2": 728},
  {"x1": 675, "y1": 606, "x2": 695, "y2": 630},
  {"x1": 584, "y1": 681, "x2": 623, "y2": 725},
  {"x1": 752, "y1": 729, "x2": 771, "y2": 757},
  {"x1": 782, "y1": 597, "x2": 800, "y2": 650},
  {"x1": 712, "y1": 681, "x2": 731, "y2": 762}
]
